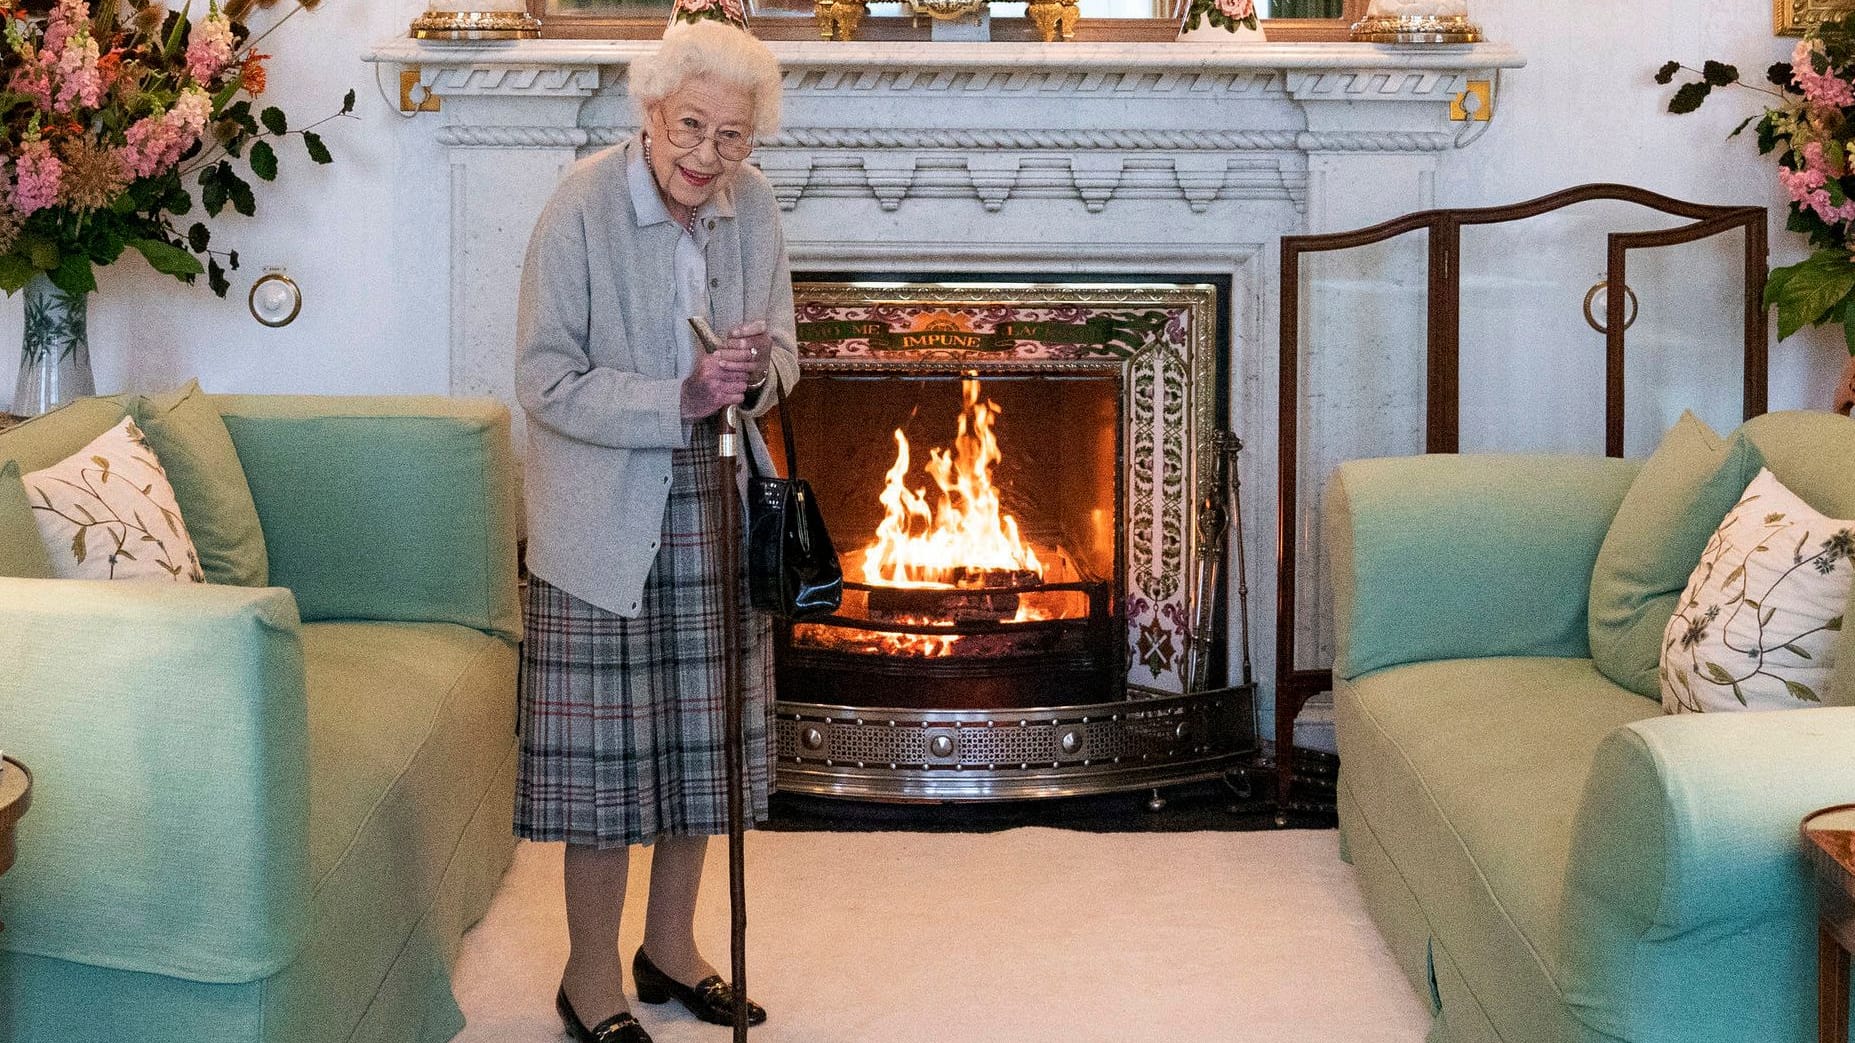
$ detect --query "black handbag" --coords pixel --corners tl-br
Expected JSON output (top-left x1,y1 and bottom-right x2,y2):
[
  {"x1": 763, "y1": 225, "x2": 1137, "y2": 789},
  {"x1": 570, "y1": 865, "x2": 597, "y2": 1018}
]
[{"x1": 745, "y1": 381, "x2": 843, "y2": 620}]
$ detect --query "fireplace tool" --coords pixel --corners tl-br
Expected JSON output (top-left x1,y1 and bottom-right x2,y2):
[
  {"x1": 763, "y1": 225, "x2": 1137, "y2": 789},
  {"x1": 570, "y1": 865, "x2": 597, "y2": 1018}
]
[
  {"x1": 689, "y1": 317, "x2": 752, "y2": 1042},
  {"x1": 1184, "y1": 430, "x2": 1259, "y2": 806}
]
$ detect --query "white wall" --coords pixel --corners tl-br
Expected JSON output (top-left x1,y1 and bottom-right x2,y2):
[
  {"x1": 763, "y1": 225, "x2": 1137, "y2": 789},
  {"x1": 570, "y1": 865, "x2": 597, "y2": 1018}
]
[{"x1": 3, "y1": 0, "x2": 1842, "y2": 411}]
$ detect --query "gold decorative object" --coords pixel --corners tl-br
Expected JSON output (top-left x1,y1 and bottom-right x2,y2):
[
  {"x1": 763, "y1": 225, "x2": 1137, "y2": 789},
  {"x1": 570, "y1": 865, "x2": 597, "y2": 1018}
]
[
  {"x1": 1027, "y1": 0, "x2": 1080, "y2": 41},
  {"x1": 398, "y1": 68, "x2": 442, "y2": 113},
  {"x1": 814, "y1": 0, "x2": 868, "y2": 40},
  {"x1": 1776, "y1": 0, "x2": 1855, "y2": 35},
  {"x1": 408, "y1": 10, "x2": 543, "y2": 41},
  {"x1": 905, "y1": 0, "x2": 986, "y2": 19},
  {"x1": 1448, "y1": 78, "x2": 1491, "y2": 121},
  {"x1": 1349, "y1": 13, "x2": 1481, "y2": 43}
]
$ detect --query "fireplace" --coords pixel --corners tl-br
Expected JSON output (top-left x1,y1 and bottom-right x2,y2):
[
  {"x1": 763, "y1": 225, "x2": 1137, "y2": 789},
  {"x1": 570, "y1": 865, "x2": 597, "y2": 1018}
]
[{"x1": 766, "y1": 280, "x2": 1254, "y2": 801}]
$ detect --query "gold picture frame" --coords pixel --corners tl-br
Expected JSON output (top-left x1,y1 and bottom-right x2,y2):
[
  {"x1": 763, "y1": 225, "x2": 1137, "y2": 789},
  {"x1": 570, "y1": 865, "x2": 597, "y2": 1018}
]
[{"x1": 1776, "y1": 0, "x2": 1855, "y2": 36}]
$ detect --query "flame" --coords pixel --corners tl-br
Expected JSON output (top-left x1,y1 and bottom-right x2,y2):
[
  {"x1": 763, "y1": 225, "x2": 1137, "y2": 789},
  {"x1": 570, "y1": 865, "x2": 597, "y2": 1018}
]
[{"x1": 858, "y1": 378, "x2": 1044, "y2": 588}]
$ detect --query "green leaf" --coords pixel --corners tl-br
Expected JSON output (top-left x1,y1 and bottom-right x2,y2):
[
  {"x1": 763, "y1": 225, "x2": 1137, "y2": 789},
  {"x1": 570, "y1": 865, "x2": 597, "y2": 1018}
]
[
  {"x1": 259, "y1": 106, "x2": 287, "y2": 136},
  {"x1": 0, "y1": 253, "x2": 34, "y2": 294},
  {"x1": 1829, "y1": 615, "x2": 1844, "y2": 631},
  {"x1": 249, "y1": 139, "x2": 278, "y2": 181},
  {"x1": 341, "y1": 88, "x2": 356, "y2": 115},
  {"x1": 1704, "y1": 661, "x2": 1735, "y2": 684},
  {"x1": 207, "y1": 257, "x2": 229, "y2": 298},
  {"x1": 1783, "y1": 642, "x2": 1814, "y2": 659},
  {"x1": 127, "y1": 238, "x2": 205, "y2": 279},
  {"x1": 187, "y1": 222, "x2": 210, "y2": 253},
  {"x1": 1768, "y1": 250, "x2": 1855, "y2": 339},
  {"x1": 227, "y1": 250, "x2": 239, "y2": 271},
  {"x1": 222, "y1": 100, "x2": 258, "y2": 135},
  {"x1": 1786, "y1": 679, "x2": 1822, "y2": 702},
  {"x1": 303, "y1": 131, "x2": 331, "y2": 165},
  {"x1": 50, "y1": 253, "x2": 97, "y2": 296},
  {"x1": 1760, "y1": 604, "x2": 1777, "y2": 626},
  {"x1": 201, "y1": 167, "x2": 228, "y2": 217},
  {"x1": 1731, "y1": 112, "x2": 1759, "y2": 138},
  {"x1": 1843, "y1": 297, "x2": 1855, "y2": 354},
  {"x1": 26, "y1": 239, "x2": 58, "y2": 271},
  {"x1": 227, "y1": 172, "x2": 255, "y2": 217},
  {"x1": 1655, "y1": 60, "x2": 1682, "y2": 85},
  {"x1": 71, "y1": 527, "x2": 86, "y2": 564},
  {"x1": 1702, "y1": 60, "x2": 1740, "y2": 86},
  {"x1": 211, "y1": 72, "x2": 243, "y2": 117},
  {"x1": 1770, "y1": 61, "x2": 1795, "y2": 88},
  {"x1": 164, "y1": 1, "x2": 190, "y2": 59},
  {"x1": 1669, "y1": 81, "x2": 1712, "y2": 114},
  {"x1": 1732, "y1": 682, "x2": 1748, "y2": 706}
]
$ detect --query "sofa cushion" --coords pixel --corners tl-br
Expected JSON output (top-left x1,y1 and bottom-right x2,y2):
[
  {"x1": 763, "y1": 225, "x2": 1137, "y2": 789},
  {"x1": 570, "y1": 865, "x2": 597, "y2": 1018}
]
[
  {"x1": 0, "y1": 395, "x2": 130, "y2": 472},
  {"x1": 23, "y1": 416, "x2": 206, "y2": 582},
  {"x1": 1335, "y1": 656, "x2": 1655, "y2": 1043},
  {"x1": 1588, "y1": 412, "x2": 1763, "y2": 700},
  {"x1": 0, "y1": 461, "x2": 55, "y2": 578},
  {"x1": 133, "y1": 380, "x2": 269, "y2": 587},
  {"x1": 285, "y1": 620, "x2": 516, "y2": 1043}
]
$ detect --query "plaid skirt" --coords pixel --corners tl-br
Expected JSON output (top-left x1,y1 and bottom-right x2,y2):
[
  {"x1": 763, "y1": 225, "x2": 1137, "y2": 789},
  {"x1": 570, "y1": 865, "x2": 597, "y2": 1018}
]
[{"x1": 515, "y1": 420, "x2": 775, "y2": 848}]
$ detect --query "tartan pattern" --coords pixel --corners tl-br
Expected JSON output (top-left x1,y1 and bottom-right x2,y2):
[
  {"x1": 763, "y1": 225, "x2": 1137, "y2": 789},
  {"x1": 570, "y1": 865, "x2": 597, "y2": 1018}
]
[{"x1": 516, "y1": 420, "x2": 774, "y2": 848}]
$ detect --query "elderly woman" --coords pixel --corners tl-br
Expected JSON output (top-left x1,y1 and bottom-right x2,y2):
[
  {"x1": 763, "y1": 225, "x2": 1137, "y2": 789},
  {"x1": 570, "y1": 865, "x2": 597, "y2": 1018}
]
[{"x1": 512, "y1": 21, "x2": 795, "y2": 1043}]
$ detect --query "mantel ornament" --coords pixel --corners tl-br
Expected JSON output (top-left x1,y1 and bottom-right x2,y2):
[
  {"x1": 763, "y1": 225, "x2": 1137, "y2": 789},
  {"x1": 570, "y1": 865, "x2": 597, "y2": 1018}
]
[
  {"x1": 1350, "y1": 0, "x2": 1481, "y2": 44},
  {"x1": 410, "y1": 5, "x2": 542, "y2": 41},
  {"x1": 814, "y1": 0, "x2": 1077, "y2": 41}
]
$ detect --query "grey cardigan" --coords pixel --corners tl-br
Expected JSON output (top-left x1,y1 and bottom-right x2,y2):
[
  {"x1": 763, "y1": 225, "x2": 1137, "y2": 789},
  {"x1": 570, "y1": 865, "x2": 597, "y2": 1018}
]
[{"x1": 515, "y1": 138, "x2": 799, "y2": 618}]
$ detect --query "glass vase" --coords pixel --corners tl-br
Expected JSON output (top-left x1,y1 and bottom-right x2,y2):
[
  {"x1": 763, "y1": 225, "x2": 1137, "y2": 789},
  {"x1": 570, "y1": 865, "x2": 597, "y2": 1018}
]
[{"x1": 12, "y1": 272, "x2": 93, "y2": 418}]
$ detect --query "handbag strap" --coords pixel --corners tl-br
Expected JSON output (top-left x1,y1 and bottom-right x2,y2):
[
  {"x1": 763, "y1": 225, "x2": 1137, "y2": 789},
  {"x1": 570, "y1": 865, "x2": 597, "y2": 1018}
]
[{"x1": 743, "y1": 375, "x2": 801, "y2": 480}]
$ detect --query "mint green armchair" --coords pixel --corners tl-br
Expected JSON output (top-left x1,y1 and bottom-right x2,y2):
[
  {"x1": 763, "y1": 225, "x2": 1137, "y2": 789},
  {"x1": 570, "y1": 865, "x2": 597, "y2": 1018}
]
[
  {"x1": 0, "y1": 396, "x2": 520, "y2": 1043},
  {"x1": 1328, "y1": 411, "x2": 1855, "y2": 1043}
]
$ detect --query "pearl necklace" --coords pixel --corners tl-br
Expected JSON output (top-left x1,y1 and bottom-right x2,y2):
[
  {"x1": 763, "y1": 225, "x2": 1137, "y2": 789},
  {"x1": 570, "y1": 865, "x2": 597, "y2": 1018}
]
[{"x1": 641, "y1": 132, "x2": 699, "y2": 237}]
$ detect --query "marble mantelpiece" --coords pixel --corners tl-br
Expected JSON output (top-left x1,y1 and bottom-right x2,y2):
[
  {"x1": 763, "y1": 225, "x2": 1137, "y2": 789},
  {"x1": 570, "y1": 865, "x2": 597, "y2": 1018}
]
[{"x1": 363, "y1": 36, "x2": 1524, "y2": 719}]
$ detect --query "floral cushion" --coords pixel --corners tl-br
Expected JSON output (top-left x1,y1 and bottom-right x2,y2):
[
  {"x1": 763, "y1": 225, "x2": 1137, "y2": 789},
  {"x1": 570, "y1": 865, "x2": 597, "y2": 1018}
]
[
  {"x1": 22, "y1": 415, "x2": 205, "y2": 582},
  {"x1": 1662, "y1": 467, "x2": 1852, "y2": 713}
]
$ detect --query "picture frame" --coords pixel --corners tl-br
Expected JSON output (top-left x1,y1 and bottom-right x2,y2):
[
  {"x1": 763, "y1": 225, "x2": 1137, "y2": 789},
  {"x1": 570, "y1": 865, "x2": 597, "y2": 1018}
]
[{"x1": 1775, "y1": 0, "x2": 1855, "y2": 36}]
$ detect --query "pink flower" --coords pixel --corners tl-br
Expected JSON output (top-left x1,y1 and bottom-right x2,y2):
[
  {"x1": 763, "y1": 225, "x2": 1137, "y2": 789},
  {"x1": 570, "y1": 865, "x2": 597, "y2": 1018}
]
[
  {"x1": 1792, "y1": 39, "x2": 1855, "y2": 109},
  {"x1": 40, "y1": 0, "x2": 90, "y2": 58},
  {"x1": 185, "y1": 11, "x2": 236, "y2": 84},
  {"x1": 11, "y1": 140, "x2": 64, "y2": 216},
  {"x1": 7, "y1": 62, "x2": 54, "y2": 111},
  {"x1": 118, "y1": 89, "x2": 213, "y2": 179},
  {"x1": 53, "y1": 34, "x2": 103, "y2": 112},
  {"x1": 1215, "y1": 0, "x2": 1255, "y2": 19}
]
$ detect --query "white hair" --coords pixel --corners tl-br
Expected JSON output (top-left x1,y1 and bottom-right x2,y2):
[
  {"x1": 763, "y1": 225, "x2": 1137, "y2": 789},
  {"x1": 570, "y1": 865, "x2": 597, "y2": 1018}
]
[{"x1": 628, "y1": 21, "x2": 783, "y2": 140}]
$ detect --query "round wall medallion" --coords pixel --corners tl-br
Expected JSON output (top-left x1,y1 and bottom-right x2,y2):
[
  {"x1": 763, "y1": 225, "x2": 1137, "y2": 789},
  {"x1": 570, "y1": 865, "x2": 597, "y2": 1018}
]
[{"x1": 248, "y1": 270, "x2": 302, "y2": 328}]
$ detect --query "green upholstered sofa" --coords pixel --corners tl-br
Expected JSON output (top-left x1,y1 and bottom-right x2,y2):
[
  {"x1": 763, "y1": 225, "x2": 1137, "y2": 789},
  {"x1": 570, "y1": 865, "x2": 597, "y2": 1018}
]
[
  {"x1": 1327, "y1": 410, "x2": 1855, "y2": 1043},
  {"x1": 0, "y1": 396, "x2": 521, "y2": 1043}
]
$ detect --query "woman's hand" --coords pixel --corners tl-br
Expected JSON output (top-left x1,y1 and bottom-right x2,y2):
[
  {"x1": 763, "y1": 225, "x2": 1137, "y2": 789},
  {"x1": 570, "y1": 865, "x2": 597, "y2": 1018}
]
[
  {"x1": 681, "y1": 342, "x2": 758, "y2": 419},
  {"x1": 728, "y1": 320, "x2": 773, "y2": 387}
]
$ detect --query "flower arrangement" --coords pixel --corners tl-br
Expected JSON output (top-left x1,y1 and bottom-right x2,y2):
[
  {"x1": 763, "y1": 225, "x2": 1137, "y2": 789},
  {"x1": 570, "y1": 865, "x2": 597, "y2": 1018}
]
[
  {"x1": 1179, "y1": 0, "x2": 1257, "y2": 35},
  {"x1": 1659, "y1": 13, "x2": 1855, "y2": 353},
  {"x1": 0, "y1": 0, "x2": 353, "y2": 300},
  {"x1": 669, "y1": 0, "x2": 747, "y2": 30}
]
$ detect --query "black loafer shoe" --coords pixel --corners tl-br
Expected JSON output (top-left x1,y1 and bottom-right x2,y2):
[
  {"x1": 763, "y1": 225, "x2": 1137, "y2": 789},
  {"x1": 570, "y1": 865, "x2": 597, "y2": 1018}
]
[
  {"x1": 632, "y1": 948, "x2": 768, "y2": 1027},
  {"x1": 557, "y1": 985, "x2": 653, "y2": 1043}
]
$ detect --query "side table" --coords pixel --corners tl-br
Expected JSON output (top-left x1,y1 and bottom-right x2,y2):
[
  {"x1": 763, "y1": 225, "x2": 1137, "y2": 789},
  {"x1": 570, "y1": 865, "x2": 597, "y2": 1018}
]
[
  {"x1": 1803, "y1": 804, "x2": 1855, "y2": 1043},
  {"x1": 0, "y1": 754, "x2": 32, "y2": 932}
]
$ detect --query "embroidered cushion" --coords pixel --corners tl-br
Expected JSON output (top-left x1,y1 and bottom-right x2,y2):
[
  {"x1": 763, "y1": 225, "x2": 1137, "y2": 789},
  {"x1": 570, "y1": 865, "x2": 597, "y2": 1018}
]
[
  {"x1": 22, "y1": 415, "x2": 205, "y2": 582},
  {"x1": 1662, "y1": 467, "x2": 1852, "y2": 713}
]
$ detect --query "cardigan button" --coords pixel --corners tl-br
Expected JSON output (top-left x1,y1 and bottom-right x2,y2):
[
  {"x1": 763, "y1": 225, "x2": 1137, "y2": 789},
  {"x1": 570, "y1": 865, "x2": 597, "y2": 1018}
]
[
  {"x1": 706, "y1": 219, "x2": 716, "y2": 230},
  {"x1": 709, "y1": 277, "x2": 720, "y2": 289}
]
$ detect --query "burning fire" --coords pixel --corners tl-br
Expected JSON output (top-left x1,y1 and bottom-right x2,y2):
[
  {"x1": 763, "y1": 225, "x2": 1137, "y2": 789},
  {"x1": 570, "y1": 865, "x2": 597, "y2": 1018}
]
[{"x1": 859, "y1": 378, "x2": 1044, "y2": 588}]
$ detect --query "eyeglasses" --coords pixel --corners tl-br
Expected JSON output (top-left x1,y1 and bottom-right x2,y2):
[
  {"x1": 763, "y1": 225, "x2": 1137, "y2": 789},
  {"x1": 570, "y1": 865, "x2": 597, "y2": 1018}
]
[{"x1": 660, "y1": 115, "x2": 755, "y2": 162}]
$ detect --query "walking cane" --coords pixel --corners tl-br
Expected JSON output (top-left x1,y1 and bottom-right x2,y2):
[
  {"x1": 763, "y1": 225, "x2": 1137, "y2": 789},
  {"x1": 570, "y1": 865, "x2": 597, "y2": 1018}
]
[{"x1": 692, "y1": 318, "x2": 752, "y2": 1043}]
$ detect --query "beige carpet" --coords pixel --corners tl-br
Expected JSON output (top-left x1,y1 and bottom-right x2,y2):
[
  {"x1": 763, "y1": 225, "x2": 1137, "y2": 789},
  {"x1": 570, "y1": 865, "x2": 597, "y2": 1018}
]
[{"x1": 451, "y1": 829, "x2": 1431, "y2": 1043}]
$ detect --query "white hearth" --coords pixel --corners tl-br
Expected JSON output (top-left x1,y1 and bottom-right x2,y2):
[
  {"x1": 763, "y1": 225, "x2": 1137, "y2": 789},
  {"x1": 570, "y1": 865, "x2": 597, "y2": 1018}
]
[{"x1": 364, "y1": 36, "x2": 1523, "y2": 718}]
